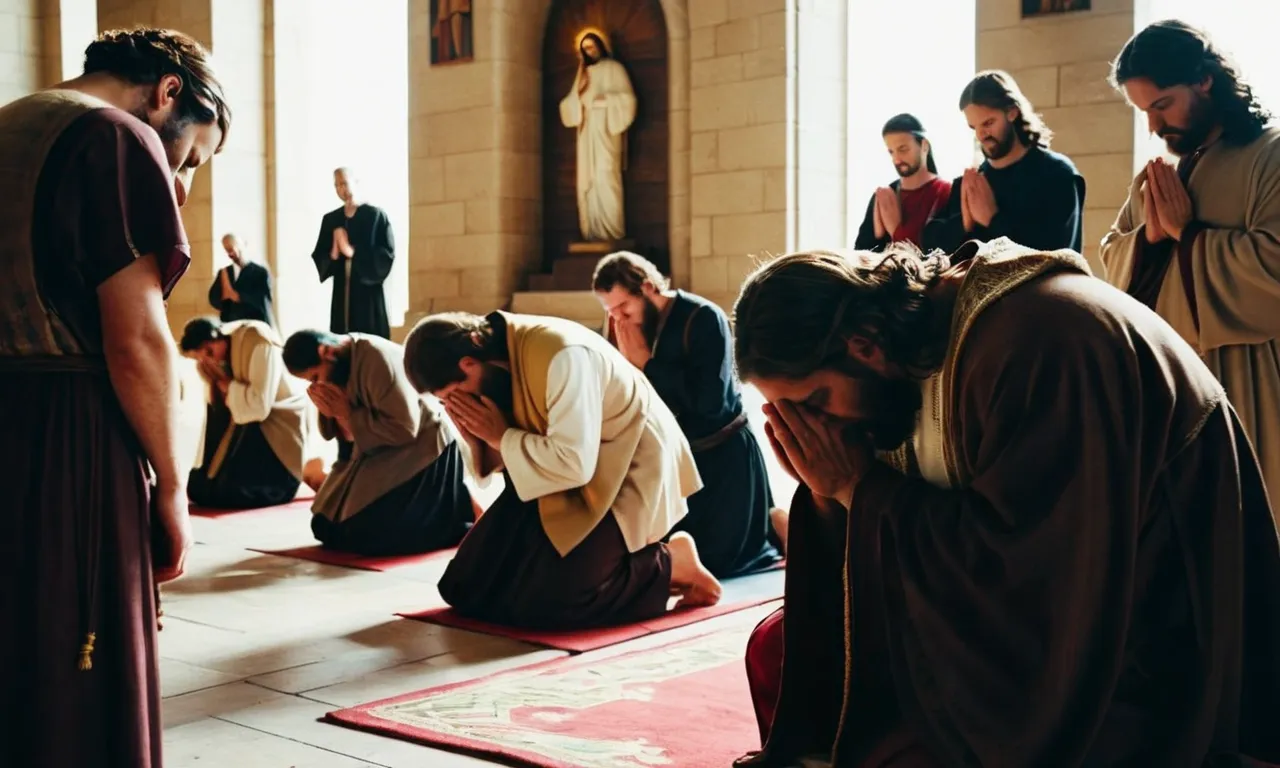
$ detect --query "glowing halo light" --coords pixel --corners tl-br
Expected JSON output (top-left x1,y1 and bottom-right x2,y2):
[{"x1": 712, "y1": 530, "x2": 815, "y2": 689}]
[{"x1": 574, "y1": 26, "x2": 612, "y2": 54}]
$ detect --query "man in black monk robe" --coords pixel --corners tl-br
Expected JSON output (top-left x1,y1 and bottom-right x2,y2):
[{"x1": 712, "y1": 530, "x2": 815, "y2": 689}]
[
  {"x1": 593, "y1": 251, "x2": 783, "y2": 578},
  {"x1": 208, "y1": 233, "x2": 275, "y2": 327},
  {"x1": 403, "y1": 310, "x2": 724, "y2": 630},
  {"x1": 731, "y1": 240, "x2": 1280, "y2": 767},
  {"x1": 922, "y1": 71, "x2": 1097, "y2": 274},
  {"x1": 283, "y1": 329, "x2": 474, "y2": 555},
  {"x1": 0, "y1": 27, "x2": 230, "y2": 768},
  {"x1": 180, "y1": 317, "x2": 305, "y2": 509},
  {"x1": 310, "y1": 167, "x2": 394, "y2": 339}
]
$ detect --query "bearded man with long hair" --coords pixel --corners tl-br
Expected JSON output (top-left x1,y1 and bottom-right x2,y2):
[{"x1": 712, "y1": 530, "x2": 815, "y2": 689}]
[
  {"x1": 1102, "y1": 19, "x2": 1280, "y2": 527},
  {"x1": 731, "y1": 240, "x2": 1280, "y2": 767}
]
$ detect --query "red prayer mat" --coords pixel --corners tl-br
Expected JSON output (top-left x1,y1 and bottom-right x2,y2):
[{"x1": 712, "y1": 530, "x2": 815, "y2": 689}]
[
  {"x1": 397, "y1": 594, "x2": 782, "y2": 653},
  {"x1": 325, "y1": 617, "x2": 765, "y2": 768},
  {"x1": 189, "y1": 496, "x2": 315, "y2": 518},
  {"x1": 255, "y1": 544, "x2": 457, "y2": 572}
]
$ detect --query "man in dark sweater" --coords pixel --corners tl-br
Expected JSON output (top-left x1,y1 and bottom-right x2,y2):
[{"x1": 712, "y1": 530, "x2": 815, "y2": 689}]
[{"x1": 923, "y1": 71, "x2": 1089, "y2": 263}]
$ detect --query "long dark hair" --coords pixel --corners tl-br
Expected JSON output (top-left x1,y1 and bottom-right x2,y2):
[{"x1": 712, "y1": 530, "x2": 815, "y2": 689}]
[
  {"x1": 733, "y1": 243, "x2": 949, "y2": 383},
  {"x1": 85, "y1": 27, "x2": 232, "y2": 151},
  {"x1": 402, "y1": 312, "x2": 502, "y2": 393},
  {"x1": 959, "y1": 70, "x2": 1053, "y2": 149},
  {"x1": 881, "y1": 113, "x2": 938, "y2": 174},
  {"x1": 1110, "y1": 19, "x2": 1272, "y2": 146}
]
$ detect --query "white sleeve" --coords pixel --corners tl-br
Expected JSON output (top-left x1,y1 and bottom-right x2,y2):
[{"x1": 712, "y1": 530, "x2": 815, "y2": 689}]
[
  {"x1": 499, "y1": 346, "x2": 603, "y2": 500},
  {"x1": 225, "y1": 343, "x2": 278, "y2": 425}
]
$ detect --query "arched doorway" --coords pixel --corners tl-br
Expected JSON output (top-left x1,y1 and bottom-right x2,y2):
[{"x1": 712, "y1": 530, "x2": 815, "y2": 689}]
[{"x1": 540, "y1": 0, "x2": 670, "y2": 281}]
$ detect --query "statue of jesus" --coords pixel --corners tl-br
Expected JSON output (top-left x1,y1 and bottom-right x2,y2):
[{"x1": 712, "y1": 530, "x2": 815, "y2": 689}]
[{"x1": 559, "y1": 30, "x2": 637, "y2": 243}]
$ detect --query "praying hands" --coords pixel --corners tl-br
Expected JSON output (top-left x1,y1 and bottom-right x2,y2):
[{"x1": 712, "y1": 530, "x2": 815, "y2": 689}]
[
  {"x1": 962, "y1": 168, "x2": 998, "y2": 229},
  {"x1": 445, "y1": 392, "x2": 510, "y2": 449},
  {"x1": 1143, "y1": 157, "x2": 1192, "y2": 242},
  {"x1": 197, "y1": 359, "x2": 231, "y2": 396},
  {"x1": 762, "y1": 400, "x2": 870, "y2": 510},
  {"x1": 613, "y1": 318, "x2": 652, "y2": 369},
  {"x1": 309, "y1": 381, "x2": 351, "y2": 421},
  {"x1": 873, "y1": 187, "x2": 901, "y2": 240},
  {"x1": 331, "y1": 227, "x2": 354, "y2": 260}
]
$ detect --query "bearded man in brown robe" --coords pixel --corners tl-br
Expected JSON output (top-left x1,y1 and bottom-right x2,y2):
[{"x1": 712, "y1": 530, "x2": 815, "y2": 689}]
[
  {"x1": 731, "y1": 240, "x2": 1280, "y2": 767},
  {"x1": 0, "y1": 28, "x2": 230, "y2": 768}
]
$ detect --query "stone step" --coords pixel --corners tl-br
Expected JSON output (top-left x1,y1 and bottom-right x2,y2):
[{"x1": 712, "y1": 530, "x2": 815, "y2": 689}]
[{"x1": 509, "y1": 290, "x2": 605, "y2": 330}]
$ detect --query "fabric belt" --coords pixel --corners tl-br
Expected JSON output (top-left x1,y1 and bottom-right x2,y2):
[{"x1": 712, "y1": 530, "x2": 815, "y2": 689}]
[
  {"x1": 0, "y1": 354, "x2": 108, "y2": 373},
  {"x1": 689, "y1": 413, "x2": 749, "y2": 453}
]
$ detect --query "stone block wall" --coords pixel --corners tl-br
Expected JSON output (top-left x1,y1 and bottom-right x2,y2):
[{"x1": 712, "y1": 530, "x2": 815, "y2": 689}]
[
  {"x1": 688, "y1": 0, "x2": 790, "y2": 310},
  {"x1": 0, "y1": 0, "x2": 41, "y2": 104},
  {"x1": 406, "y1": 0, "x2": 544, "y2": 322},
  {"x1": 977, "y1": 0, "x2": 1137, "y2": 268}
]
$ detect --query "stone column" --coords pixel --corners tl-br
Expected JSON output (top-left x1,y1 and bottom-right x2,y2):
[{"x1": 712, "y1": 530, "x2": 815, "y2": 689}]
[
  {"x1": 0, "y1": 0, "x2": 41, "y2": 104},
  {"x1": 976, "y1": 0, "x2": 1137, "y2": 268},
  {"x1": 96, "y1": 0, "x2": 268, "y2": 338},
  {"x1": 688, "y1": 0, "x2": 791, "y2": 311},
  {"x1": 405, "y1": 0, "x2": 541, "y2": 325}
]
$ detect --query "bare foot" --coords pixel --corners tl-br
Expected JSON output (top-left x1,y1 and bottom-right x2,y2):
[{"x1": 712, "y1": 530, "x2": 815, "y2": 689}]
[
  {"x1": 667, "y1": 532, "x2": 722, "y2": 608},
  {"x1": 769, "y1": 506, "x2": 789, "y2": 556},
  {"x1": 302, "y1": 457, "x2": 328, "y2": 492}
]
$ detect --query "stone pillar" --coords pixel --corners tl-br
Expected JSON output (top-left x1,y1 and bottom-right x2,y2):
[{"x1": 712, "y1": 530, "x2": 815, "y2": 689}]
[
  {"x1": 688, "y1": 0, "x2": 791, "y2": 310},
  {"x1": 976, "y1": 0, "x2": 1137, "y2": 268},
  {"x1": 96, "y1": 0, "x2": 268, "y2": 338},
  {"x1": 406, "y1": 0, "x2": 542, "y2": 323},
  {"x1": 35, "y1": 0, "x2": 97, "y2": 88},
  {"x1": 792, "y1": 0, "x2": 848, "y2": 253},
  {"x1": 0, "y1": 0, "x2": 41, "y2": 104}
]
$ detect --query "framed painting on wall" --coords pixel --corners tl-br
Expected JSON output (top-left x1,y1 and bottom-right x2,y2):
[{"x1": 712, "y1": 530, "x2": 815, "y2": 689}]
[
  {"x1": 1022, "y1": 0, "x2": 1091, "y2": 17},
  {"x1": 431, "y1": 0, "x2": 473, "y2": 64}
]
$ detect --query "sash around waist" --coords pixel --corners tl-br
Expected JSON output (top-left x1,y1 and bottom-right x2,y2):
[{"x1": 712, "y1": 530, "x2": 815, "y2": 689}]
[
  {"x1": 688, "y1": 413, "x2": 749, "y2": 453},
  {"x1": 0, "y1": 355, "x2": 108, "y2": 373}
]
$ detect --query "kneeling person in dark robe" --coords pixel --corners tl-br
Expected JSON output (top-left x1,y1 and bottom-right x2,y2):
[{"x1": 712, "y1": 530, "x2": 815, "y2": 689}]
[
  {"x1": 283, "y1": 329, "x2": 474, "y2": 556},
  {"x1": 731, "y1": 240, "x2": 1280, "y2": 767},
  {"x1": 181, "y1": 318, "x2": 305, "y2": 509},
  {"x1": 403, "y1": 311, "x2": 724, "y2": 630},
  {"x1": 594, "y1": 251, "x2": 783, "y2": 578}
]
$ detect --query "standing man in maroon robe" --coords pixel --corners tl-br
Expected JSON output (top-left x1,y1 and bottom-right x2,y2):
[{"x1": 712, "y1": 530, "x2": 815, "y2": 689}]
[
  {"x1": 731, "y1": 242, "x2": 1280, "y2": 767},
  {"x1": 0, "y1": 27, "x2": 230, "y2": 768},
  {"x1": 853, "y1": 114, "x2": 952, "y2": 252}
]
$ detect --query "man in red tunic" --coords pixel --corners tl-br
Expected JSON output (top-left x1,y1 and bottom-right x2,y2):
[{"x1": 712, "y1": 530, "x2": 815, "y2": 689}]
[
  {"x1": 0, "y1": 27, "x2": 230, "y2": 768},
  {"x1": 732, "y1": 242, "x2": 1280, "y2": 767},
  {"x1": 853, "y1": 114, "x2": 952, "y2": 252}
]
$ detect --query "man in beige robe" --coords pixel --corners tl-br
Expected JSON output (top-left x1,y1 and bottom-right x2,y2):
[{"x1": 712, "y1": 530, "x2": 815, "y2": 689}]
[
  {"x1": 180, "y1": 318, "x2": 306, "y2": 508},
  {"x1": 1102, "y1": 20, "x2": 1280, "y2": 517},
  {"x1": 402, "y1": 310, "x2": 723, "y2": 630},
  {"x1": 282, "y1": 329, "x2": 475, "y2": 555}
]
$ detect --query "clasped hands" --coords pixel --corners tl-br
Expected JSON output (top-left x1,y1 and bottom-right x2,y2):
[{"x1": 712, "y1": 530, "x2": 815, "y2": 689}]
[
  {"x1": 196, "y1": 359, "x2": 231, "y2": 397},
  {"x1": 872, "y1": 187, "x2": 902, "y2": 240},
  {"x1": 612, "y1": 318, "x2": 652, "y2": 369},
  {"x1": 443, "y1": 391, "x2": 510, "y2": 449},
  {"x1": 762, "y1": 400, "x2": 871, "y2": 510},
  {"x1": 961, "y1": 168, "x2": 998, "y2": 231},
  {"x1": 330, "y1": 227, "x2": 355, "y2": 260},
  {"x1": 1141, "y1": 156, "x2": 1193, "y2": 243}
]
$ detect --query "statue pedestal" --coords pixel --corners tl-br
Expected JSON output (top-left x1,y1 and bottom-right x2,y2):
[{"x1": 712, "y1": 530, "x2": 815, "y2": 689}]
[
  {"x1": 528, "y1": 239, "x2": 636, "y2": 291},
  {"x1": 565, "y1": 239, "x2": 634, "y2": 256}
]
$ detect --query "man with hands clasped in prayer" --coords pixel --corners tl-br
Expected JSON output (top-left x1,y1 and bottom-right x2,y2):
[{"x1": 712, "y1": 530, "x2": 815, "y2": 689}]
[{"x1": 730, "y1": 241, "x2": 1280, "y2": 768}]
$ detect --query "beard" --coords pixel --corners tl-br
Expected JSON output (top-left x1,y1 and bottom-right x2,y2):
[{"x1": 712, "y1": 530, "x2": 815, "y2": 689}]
[
  {"x1": 833, "y1": 358, "x2": 924, "y2": 452},
  {"x1": 1159, "y1": 93, "x2": 1217, "y2": 156},
  {"x1": 327, "y1": 348, "x2": 353, "y2": 388},
  {"x1": 640, "y1": 299, "x2": 662, "y2": 346},
  {"x1": 895, "y1": 159, "x2": 921, "y2": 178},
  {"x1": 981, "y1": 122, "x2": 1018, "y2": 160},
  {"x1": 479, "y1": 364, "x2": 515, "y2": 416}
]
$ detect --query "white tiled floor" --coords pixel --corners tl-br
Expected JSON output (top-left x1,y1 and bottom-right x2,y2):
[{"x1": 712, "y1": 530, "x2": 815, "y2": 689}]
[{"x1": 161, "y1": 375, "x2": 793, "y2": 767}]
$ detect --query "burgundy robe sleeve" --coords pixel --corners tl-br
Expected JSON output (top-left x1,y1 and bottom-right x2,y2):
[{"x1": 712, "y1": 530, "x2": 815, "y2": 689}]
[
  {"x1": 851, "y1": 279, "x2": 1147, "y2": 766},
  {"x1": 76, "y1": 112, "x2": 189, "y2": 296}
]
